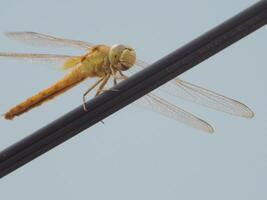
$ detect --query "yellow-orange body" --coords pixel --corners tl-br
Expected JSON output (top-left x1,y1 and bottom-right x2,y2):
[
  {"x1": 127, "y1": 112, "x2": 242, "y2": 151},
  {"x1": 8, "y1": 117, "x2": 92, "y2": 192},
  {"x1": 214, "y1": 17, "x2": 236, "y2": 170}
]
[
  {"x1": 4, "y1": 45, "x2": 111, "y2": 119},
  {"x1": 1, "y1": 31, "x2": 254, "y2": 132}
]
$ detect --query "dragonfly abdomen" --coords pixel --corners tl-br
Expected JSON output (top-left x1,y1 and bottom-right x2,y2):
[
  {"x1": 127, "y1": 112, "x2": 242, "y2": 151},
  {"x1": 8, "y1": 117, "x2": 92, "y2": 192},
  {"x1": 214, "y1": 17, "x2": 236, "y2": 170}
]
[{"x1": 4, "y1": 68, "x2": 88, "y2": 120}]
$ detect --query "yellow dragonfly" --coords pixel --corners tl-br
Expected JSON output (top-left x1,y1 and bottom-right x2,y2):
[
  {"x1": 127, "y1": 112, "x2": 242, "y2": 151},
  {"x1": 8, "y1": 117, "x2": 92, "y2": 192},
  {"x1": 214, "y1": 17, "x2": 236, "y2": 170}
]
[{"x1": 0, "y1": 32, "x2": 254, "y2": 133}]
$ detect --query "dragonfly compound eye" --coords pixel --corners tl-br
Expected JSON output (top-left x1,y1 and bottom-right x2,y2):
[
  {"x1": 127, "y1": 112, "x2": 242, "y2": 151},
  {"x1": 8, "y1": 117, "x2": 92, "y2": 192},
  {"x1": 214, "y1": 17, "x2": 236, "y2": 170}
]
[
  {"x1": 109, "y1": 44, "x2": 136, "y2": 71},
  {"x1": 119, "y1": 47, "x2": 136, "y2": 71},
  {"x1": 109, "y1": 44, "x2": 124, "y2": 64}
]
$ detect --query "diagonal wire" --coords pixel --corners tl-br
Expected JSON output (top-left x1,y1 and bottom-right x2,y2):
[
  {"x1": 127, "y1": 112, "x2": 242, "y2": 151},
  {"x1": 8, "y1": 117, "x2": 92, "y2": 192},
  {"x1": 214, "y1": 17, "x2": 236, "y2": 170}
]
[{"x1": 0, "y1": 0, "x2": 267, "y2": 178}]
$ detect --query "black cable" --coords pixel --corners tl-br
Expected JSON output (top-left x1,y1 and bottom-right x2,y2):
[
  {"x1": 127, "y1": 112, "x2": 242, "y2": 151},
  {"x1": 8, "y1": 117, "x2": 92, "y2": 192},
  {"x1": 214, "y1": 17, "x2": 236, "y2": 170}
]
[{"x1": 1, "y1": 0, "x2": 267, "y2": 178}]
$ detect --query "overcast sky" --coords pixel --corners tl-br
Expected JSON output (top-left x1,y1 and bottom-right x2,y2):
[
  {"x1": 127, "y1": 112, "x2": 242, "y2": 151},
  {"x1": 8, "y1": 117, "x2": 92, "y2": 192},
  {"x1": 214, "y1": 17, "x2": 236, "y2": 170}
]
[{"x1": 0, "y1": 0, "x2": 266, "y2": 199}]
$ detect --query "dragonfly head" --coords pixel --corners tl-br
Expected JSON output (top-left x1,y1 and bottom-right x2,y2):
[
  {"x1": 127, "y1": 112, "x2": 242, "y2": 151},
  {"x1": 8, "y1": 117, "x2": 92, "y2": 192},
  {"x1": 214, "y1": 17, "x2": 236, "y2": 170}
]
[{"x1": 109, "y1": 44, "x2": 136, "y2": 71}]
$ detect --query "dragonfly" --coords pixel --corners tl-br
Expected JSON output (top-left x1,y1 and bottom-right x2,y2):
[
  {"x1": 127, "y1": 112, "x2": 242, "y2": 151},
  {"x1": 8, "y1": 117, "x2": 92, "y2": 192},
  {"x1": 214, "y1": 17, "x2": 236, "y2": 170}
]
[{"x1": 0, "y1": 32, "x2": 254, "y2": 133}]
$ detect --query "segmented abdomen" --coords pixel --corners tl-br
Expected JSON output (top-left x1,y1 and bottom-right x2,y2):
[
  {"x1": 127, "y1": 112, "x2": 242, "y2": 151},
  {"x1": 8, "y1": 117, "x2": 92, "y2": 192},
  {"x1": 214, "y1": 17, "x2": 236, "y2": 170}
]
[{"x1": 4, "y1": 67, "x2": 88, "y2": 120}]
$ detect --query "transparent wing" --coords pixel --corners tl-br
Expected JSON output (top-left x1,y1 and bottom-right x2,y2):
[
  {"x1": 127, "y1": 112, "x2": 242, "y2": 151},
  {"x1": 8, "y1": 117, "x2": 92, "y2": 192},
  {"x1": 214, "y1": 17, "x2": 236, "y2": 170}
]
[
  {"x1": 0, "y1": 52, "x2": 74, "y2": 63},
  {"x1": 5, "y1": 32, "x2": 94, "y2": 50},
  {"x1": 134, "y1": 59, "x2": 254, "y2": 118},
  {"x1": 135, "y1": 59, "x2": 148, "y2": 68},
  {"x1": 134, "y1": 93, "x2": 214, "y2": 133},
  {"x1": 162, "y1": 79, "x2": 254, "y2": 118}
]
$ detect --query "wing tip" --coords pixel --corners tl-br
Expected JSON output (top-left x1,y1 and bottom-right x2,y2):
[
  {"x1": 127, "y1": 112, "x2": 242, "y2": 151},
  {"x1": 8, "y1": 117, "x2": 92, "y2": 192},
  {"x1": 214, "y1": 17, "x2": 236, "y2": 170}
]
[
  {"x1": 196, "y1": 118, "x2": 215, "y2": 133},
  {"x1": 203, "y1": 124, "x2": 215, "y2": 134},
  {"x1": 4, "y1": 31, "x2": 38, "y2": 39},
  {"x1": 240, "y1": 104, "x2": 254, "y2": 118},
  {"x1": 4, "y1": 31, "x2": 21, "y2": 39},
  {"x1": 4, "y1": 31, "x2": 13, "y2": 38},
  {"x1": 245, "y1": 110, "x2": 254, "y2": 118},
  {"x1": 5, "y1": 31, "x2": 18, "y2": 36}
]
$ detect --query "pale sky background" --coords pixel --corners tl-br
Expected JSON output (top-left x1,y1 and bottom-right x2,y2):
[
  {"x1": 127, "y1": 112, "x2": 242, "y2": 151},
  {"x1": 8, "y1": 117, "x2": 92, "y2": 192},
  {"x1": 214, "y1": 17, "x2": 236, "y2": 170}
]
[{"x1": 0, "y1": 0, "x2": 266, "y2": 199}]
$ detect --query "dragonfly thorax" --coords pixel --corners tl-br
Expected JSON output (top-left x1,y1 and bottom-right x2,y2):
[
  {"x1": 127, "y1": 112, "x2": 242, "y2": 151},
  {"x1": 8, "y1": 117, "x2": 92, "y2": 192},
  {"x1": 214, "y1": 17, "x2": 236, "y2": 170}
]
[{"x1": 108, "y1": 44, "x2": 136, "y2": 71}]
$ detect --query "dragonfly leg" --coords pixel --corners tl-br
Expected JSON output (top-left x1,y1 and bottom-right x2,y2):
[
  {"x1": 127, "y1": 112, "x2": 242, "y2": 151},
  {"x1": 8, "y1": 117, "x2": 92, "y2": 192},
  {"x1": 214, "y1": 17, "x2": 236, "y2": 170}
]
[
  {"x1": 83, "y1": 77, "x2": 105, "y2": 111},
  {"x1": 93, "y1": 70, "x2": 127, "y2": 98},
  {"x1": 95, "y1": 74, "x2": 111, "y2": 96},
  {"x1": 109, "y1": 65, "x2": 118, "y2": 86},
  {"x1": 94, "y1": 74, "x2": 111, "y2": 125},
  {"x1": 97, "y1": 88, "x2": 119, "y2": 93},
  {"x1": 118, "y1": 70, "x2": 128, "y2": 80}
]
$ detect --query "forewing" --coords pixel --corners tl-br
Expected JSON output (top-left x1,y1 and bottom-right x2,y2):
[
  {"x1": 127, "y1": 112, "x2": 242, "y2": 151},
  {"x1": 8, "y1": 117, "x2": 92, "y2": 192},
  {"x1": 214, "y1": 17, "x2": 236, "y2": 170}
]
[
  {"x1": 134, "y1": 59, "x2": 254, "y2": 118},
  {"x1": 161, "y1": 79, "x2": 254, "y2": 118},
  {"x1": 0, "y1": 52, "x2": 80, "y2": 69},
  {"x1": 5, "y1": 32, "x2": 94, "y2": 50},
  {"x1": 135, "y1": 59, "x2": 149, "y2": 68},
  {"x1": 134, "y1": 93, "x2": 214, "y2": 133}
]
